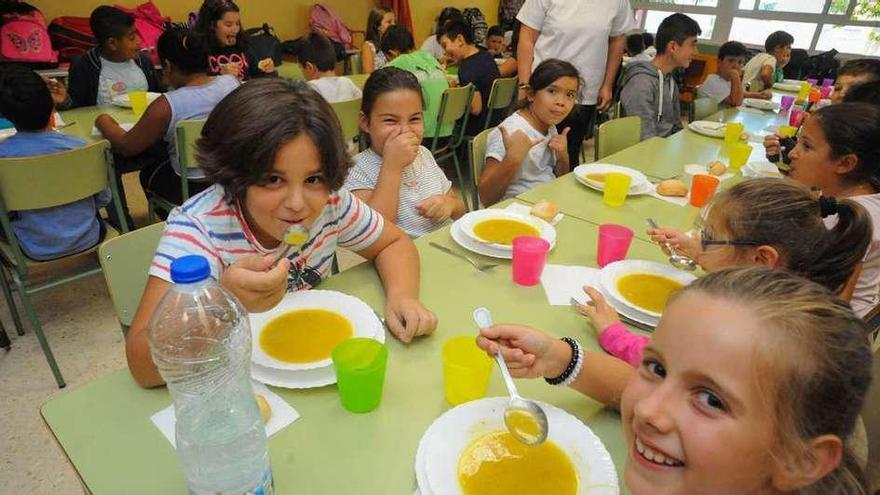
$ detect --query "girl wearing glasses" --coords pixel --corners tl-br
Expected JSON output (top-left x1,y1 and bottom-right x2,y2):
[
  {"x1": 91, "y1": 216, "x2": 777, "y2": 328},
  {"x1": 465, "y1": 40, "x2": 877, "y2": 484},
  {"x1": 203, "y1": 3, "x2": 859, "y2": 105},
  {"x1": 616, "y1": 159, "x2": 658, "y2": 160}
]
[{"x1": 478, "y1": 59, "x2": 580, "y2": 206}]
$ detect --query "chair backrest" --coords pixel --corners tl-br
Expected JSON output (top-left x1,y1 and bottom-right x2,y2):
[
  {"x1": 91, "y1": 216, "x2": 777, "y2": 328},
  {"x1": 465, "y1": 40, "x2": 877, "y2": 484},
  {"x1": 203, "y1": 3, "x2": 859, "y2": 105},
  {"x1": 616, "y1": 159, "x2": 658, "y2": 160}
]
[
  {"x1": 862, "y1": 346, "x2": 880, "y2": 488},
  {"x1": 483, "y1": 76, "x2": 517, "y2": 130},
  {"x1": 597, "y1": 116, "x2": 641, "y2": 160},
  {"x1": 174, "y1": 119, "x2": 206, "y2": 202},
  {"x1": 330, "y1": 97, "x2": 362, "y2": 142},
  {"x1": 436, "y1": 84, "x2": 474, "y2": 126},
  {"x1": 277, "y1": 62, "x2": 305, "y2": 81},
  {"x1": 469, "y1": 127, "x2": 493, "y2": 209},
  {"x1": 98, "y1": 222, "x2": 165, "y2": 330},
  {"x1": 693, "y1": 97, "x2": 719, "y2": 121}
]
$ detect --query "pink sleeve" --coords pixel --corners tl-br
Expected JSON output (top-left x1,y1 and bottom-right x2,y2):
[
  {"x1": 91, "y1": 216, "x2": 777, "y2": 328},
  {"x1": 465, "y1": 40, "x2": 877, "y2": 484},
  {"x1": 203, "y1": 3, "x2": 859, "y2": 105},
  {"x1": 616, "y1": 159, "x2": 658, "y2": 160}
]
[{"x1": 597, "y1": 322, "x2": 649, "y2": 367}]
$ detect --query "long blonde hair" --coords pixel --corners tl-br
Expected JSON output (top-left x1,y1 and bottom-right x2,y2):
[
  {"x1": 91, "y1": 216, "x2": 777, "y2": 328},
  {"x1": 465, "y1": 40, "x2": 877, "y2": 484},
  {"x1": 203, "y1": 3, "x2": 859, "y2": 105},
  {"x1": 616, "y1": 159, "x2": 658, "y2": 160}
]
[{"x1": 684, "y1": 267, "x2": 872, "y2": 494}]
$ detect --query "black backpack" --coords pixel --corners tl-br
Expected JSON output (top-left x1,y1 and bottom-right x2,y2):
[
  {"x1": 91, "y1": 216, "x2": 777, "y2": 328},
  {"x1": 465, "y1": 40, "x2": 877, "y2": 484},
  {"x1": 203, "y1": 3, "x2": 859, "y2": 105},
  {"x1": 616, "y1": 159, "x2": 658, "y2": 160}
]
[
  {"x1": 800, "y1": 49, "x2": 840, "y2": 81},
  {"x1": 245, "y1": 23, "x2": 282, "y2": 66},
  {"x1": 783, "y1": 48, "x2": 810, "y2": 80}
]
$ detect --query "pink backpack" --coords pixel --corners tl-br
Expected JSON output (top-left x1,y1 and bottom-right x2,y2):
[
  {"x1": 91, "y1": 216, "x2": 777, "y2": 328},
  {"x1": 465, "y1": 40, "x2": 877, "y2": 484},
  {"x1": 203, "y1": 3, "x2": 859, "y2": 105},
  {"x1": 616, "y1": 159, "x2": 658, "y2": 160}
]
[
  {"x1": 0, "y1": 3, "x2": 57, "y2": 67},
  {"x1": 114, "y1": 1, "x2": 169, "y2": 65},
  {"x1": 309, "y1": 4, "x2": 353, "y2": 49}
]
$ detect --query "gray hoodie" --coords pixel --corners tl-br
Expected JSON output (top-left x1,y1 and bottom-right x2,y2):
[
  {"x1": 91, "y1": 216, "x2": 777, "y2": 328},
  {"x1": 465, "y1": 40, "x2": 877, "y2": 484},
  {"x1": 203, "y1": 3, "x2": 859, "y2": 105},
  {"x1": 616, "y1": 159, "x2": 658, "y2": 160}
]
[{"x1": 619, "y1": 60, "x2": 683, "y2": 140}]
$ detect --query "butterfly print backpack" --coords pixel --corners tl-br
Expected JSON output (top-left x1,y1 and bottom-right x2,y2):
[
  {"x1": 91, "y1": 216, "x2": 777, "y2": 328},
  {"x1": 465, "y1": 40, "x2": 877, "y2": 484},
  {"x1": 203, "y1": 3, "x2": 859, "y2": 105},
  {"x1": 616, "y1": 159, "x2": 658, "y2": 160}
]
[{"x1": 0, "y1": 2, "x2": 57, "y2": 67}]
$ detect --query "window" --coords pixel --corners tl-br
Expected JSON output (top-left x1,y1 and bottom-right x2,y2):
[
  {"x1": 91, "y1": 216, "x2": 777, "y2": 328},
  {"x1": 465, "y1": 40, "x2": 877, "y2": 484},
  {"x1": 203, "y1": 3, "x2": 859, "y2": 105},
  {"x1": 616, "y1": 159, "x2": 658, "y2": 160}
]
[
  {"x1": 816, "y1": 25, "x2": 880, "y2": 56},
  {"x1": 729, "y1": 18, "x2": 818, "y2": 48},
  {"x1": 756, "y1": 0, "x2": 826, "y2": 14},
  {"x1": 644, "y1": 10, "x2": 716, "y2": 39}
]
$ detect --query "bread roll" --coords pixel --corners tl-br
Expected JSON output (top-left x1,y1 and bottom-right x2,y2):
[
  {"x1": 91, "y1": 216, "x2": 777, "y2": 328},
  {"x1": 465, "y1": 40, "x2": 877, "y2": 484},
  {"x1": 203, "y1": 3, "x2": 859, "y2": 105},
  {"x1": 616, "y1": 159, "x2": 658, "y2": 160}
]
[
  {"x1": 707, "y1": 161, "x2": 727, "y2": 176},
  {"x1": 530, "y1": 200, "x2": 559, "y2": 222},
  {"x1": 656, "y1": 179, "x2": 688, "y2": 197},
  {"x1": 256, "y1": 394, "x2": 272, "y2": 424}
]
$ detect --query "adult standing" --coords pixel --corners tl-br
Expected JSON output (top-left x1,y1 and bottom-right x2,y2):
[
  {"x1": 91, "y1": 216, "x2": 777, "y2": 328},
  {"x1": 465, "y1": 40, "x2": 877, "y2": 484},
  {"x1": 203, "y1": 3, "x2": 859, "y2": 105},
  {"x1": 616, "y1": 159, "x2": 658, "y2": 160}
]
[{"x1": 516, "y1": 0, "x2": 635, "y2": 161}]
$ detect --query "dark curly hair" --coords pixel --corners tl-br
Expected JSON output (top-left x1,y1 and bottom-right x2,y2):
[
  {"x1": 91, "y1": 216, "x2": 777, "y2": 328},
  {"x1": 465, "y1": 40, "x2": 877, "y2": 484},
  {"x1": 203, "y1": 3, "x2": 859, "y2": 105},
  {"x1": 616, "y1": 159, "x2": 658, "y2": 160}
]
[{"x1": 196, "y1": 78, "x2": 351, "y2": 202}]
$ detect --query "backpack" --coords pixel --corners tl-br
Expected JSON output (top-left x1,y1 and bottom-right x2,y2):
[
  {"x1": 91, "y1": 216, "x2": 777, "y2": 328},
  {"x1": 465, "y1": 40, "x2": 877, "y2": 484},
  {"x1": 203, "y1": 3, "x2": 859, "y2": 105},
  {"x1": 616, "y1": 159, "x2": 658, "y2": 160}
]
[
  {"x1": 498, "y1": 0, "x2": 525, "y2": 31},
  {"x1": 782, "y1": 48, "x2": 810, "y2": 80},
  {"x1": 244, "y1": 23, "x2": 282, "y2": 66},
  {"x1": 800, "y1": 49, "x2": 839, "y2": 81},
  {"x1": 0, "y1": 2, "x2": 57, "y2": 68},
  {"x1": 462, "y1": 8, "x2": 488, "y2": 46},
  {"x1": 48, "y1": 16, "x2": 95, "y2": 63},
  {"x1": 113, "y1": 1, "x2": 169, "y2": 65},
  {"x1": 309, "y1": 4, "x2": 354, "y2": 49}
]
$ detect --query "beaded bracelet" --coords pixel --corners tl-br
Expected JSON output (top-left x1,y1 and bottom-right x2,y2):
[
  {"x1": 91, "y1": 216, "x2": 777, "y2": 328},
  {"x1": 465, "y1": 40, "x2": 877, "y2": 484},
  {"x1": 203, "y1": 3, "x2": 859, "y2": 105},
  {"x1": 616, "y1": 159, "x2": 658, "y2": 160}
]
[{"x1": 545, "y1": 337, "x2": 583, "y2": 386}]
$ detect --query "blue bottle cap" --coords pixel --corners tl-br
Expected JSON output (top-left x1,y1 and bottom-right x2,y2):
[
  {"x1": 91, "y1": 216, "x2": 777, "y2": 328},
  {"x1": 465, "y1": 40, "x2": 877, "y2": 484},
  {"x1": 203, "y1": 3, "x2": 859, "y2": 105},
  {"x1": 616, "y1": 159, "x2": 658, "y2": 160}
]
[{"x1": 170, "y1": 255, "x2": 211, "y2": 284}]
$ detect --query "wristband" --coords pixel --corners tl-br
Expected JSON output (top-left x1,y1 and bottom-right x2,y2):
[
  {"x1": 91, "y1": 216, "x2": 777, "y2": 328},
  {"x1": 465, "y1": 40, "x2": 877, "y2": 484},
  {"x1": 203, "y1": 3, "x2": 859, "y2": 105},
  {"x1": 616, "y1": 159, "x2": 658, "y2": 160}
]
[{"x1": 545, "y1": 337, "x2": 583, "y2": 386}]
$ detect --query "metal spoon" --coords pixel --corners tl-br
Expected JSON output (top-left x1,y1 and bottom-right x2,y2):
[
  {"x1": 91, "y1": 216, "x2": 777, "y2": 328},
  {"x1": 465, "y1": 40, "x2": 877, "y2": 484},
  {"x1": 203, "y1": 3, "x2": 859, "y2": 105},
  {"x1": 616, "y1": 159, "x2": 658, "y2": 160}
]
[
  {"x1": 271, "y1": 224, "x2": 309, "y2": 267},
  {"x1": 646, "y1": 218, "x2": 697, "y2": 271},
  {"x1": 473, "y1": 307, "x2": 549, "y2": 446}
]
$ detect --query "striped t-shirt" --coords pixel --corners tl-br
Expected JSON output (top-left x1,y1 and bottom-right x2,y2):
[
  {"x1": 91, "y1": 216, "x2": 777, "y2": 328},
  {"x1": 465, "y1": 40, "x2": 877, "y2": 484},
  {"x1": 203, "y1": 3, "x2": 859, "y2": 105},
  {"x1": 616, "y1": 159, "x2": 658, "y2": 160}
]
[
  {"x1": 344, "y1": 146, "x2": 452, "y2": 238},
  {"x1": 149, "y1": 184, "x2": 384, "y2": 291}
]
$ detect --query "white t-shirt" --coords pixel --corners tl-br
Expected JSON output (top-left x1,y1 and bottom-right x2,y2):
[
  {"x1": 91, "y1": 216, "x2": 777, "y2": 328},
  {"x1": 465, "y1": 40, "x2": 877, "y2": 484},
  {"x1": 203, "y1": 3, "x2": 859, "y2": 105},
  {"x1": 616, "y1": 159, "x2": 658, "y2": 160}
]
[
  {"x1": 825, "y1": 193, "x2": 880, "y2": 317},
  {"x1": 344, "y1": 146, "x2": 452, "y2": 238},
  {"x1": 517, "y1": 0, "x2": 636, "y2": 105},
  {"x1": 742, "y1": 52, "x2": 776, "y2": 92},
  {"x1": 420, "y1": 35, "x2": 443, "y2": 60},
  {"x1": 485, "y1": 111, "x2": 557, "y2": 199},
  {"x1": 307, "y1": 77, "x2": 363, "y2": 103},
  {"x1": 97, "y1": 57, "x2": 148, "y2": 106},
  {"x1": 698, "y1": 74, "x2": 732, "y2": 104}
]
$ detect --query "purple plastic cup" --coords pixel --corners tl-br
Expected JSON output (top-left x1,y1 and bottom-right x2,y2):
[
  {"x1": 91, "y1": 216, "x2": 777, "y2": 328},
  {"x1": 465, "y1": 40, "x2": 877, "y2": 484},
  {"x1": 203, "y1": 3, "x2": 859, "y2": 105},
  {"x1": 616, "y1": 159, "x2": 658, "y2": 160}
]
[
  {"x1": 597, "y1": 224, "x2": 634, "y2": 268},
  {"x1": 512, "y1": 236, "x2": 551, "y2": 286},
  {"x1": 807, "y1": 78, "x2": 818, "y2": 86},
  {"x1": 779, "y1": 95, "x2": 795, "y2": 112},
  {"x1": 822, "y1": 78, "x2": 834, "y2": 88}
]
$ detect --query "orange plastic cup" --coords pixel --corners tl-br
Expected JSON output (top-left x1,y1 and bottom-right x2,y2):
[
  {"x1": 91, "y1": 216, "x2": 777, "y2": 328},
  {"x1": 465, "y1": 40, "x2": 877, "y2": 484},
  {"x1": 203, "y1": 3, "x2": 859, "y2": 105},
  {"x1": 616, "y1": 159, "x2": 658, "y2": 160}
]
[{"x1": 689, "y1": 174, "x2": 720, "y2": 208}]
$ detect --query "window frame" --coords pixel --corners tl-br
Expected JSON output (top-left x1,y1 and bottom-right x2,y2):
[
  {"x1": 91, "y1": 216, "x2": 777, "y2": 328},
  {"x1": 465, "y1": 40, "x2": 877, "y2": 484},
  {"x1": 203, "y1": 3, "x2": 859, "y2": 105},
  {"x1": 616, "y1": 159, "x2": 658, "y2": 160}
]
[{"x1": 631, "y1": 0, "x2": 880, "y2": 57}]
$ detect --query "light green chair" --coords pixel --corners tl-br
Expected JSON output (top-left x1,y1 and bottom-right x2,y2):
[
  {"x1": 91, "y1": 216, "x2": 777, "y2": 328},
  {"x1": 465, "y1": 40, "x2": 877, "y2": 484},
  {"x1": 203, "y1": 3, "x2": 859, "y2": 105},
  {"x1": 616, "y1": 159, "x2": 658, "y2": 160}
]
[
  {"x1": 277, "y1": 63, "x2": 305, "y2": 81},
  {"x1": 330, "y1": 97, "x2": 362, "y2": 143},
  {"x1": 482, "y1": 77, "x2": 518, "y2": 131},
  {"x1": 147, "y1": 119, "x2": 206, "y2": 221},
  {"x1": 347, "y1": 73, "x2": 369, "y2": 90},
  {"x1": 469, "y1": 127, "x2": 493, "y2": 210},
  {"x1": 0, "y1": 140, "x2": 129, "y2": 387},
  {"x1": 693, "y1": 96, "x2": 719, "y2": 121},
  {"x1": 429, "y1": 84, "x2": 475, "y2": 210},
  {"x1": 98, "y1": 222, "x2": 165, "y2": 335},
  {"x1": 595, "y1": 116, "x2": 641, "y2": 161}
]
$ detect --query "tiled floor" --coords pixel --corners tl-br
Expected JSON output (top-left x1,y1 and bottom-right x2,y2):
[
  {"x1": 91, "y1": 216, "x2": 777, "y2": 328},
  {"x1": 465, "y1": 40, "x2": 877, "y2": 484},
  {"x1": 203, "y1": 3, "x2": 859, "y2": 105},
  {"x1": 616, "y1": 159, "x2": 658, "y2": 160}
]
[{"x1": 0, "y1": 139, "x2": 596, "y2": 493}]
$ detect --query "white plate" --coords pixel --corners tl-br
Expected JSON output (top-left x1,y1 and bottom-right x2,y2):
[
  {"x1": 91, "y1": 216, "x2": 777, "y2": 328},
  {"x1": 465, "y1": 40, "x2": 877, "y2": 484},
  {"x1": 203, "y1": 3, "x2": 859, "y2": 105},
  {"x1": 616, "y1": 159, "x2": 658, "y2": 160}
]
[
  {"x1": 688, "y1": 120, "x2": 726, "y2": 138},
  {"x1": 743, "y1": 98, "x2": 780, "y2": 111},
  {"x1": 110, "y1": 91, "x2": 162, "y2": 108},
  {"x1": 420, "y1": 397, "x2": 619, "y2": 495},
  {"x1": 742, "y1": 160, "x2": 782, "y2": 178},
  {"x1": 773, "y1": 82, "x2": 800, "y2": 92},
  {"x1": 0, "y1": 128, "x2": 16, "y2": 142},
  {"x1": 600, "y1": 260, "x2": 697, "y2": 320},
  {"x1": 450, "y1": 220, "x2": 514, "y2": 259},
  {"x1": 249, "y1": 290, "x2": 383, "y2": 371},
  {"x1": 250, "y1": 319, "x2": 385, "y2": 389},
  {"x1": 414, "y1": 419, "x2": 437, "y2": 495},
  {"x1": 458, "y1": 209, "x2": 556, "y2": 253},
  {"x1": 781, "y1": 78, "x2": 802, "y2": 85},
  {"x1": 573, "y1": 163, "x2": 651, "y2": 195}
]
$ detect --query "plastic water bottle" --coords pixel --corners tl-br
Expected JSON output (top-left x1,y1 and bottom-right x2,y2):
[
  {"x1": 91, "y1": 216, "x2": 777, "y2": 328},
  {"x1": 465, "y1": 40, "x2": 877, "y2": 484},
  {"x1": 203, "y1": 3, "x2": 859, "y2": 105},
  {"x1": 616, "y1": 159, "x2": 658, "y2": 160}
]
[{"x1": 148, "y1": 255, "x2": 273, "y2": 495}]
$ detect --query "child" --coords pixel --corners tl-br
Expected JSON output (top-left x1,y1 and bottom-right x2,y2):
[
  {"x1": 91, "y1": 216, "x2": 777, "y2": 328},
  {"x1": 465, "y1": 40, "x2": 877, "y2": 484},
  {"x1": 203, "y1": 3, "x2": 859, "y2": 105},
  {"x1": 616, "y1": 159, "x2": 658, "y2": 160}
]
[
  {"x1": 479, "y1": 59, "x2": 579, "y2": 206},
  {"x1": 620, "y1": 14, "x2": 701, "y2": 140},
  {"x1": 602, "y1": 177, "x2": 871, "y2": 365},
  {"x1": 126, "y1": 79, "x2": 437, "y2": 388},
  {"x1": 295, "y1": 33, "x2": 362, "y2": 103},
  {"x1": 67, "y1": 6, "x2": 161, "y2": 107},
  {"x1": 742, "y1": 30, "x2": 792, "y2": 92},
  {"x1": 420, "y1": 7, "x2": 463, "y2": 61},
  {"x1": 698, "y1": 41, "x2": 771, "y2": 107},
  {"x1": 0, "y1": 66, "x2": 110, "y2": 260},
  {"x1": 361, "y1": 7, "x2": 395, "y2": 74},
  {"x1": 641, "y1": 32, "x2": 656, "y2": 59},
  {"x1": 831, "y1": 58, "x2": 880, "y2": 104},
  {"x1": 438, "y1": 18, "x2": 501, "y2": 135},
  {"x1": 622, "y1": 33, "x2": 651, "y2": 67},
  {"x1": 477, "y1": 267, "x2": 872, "y2": 494},
  {"x1": 486, "y1": 24, "x2": 517, "y2": 78},
  {"x1": 95, "y1": 27, "x2": 240, "y2": 211},
  {"x1": 343, "y1": 67, "x2": 465, "y2": 238},
  {"x1": 193, "y1": 0, "x2": 275, "y2": 81},
  {"x1": 382, "y1": 25, "x2": 451, "y2": 140},
  {"x1": 786, "y1": 103, "x2": 880, "y2": 317}
]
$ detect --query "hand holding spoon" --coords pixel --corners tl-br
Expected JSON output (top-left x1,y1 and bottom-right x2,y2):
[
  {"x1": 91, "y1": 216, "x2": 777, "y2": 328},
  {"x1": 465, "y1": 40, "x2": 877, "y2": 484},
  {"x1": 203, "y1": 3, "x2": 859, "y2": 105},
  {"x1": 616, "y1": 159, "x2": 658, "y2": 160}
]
[
  {"x1": 646, "y1": 218, "x2": 697, "y2": 271},
  {"x1": 473, "y1": 307, "x2": 549, "y2": 446},
  {"x1": 271, "y1": 224, "x2": 309, "y2": 267}
]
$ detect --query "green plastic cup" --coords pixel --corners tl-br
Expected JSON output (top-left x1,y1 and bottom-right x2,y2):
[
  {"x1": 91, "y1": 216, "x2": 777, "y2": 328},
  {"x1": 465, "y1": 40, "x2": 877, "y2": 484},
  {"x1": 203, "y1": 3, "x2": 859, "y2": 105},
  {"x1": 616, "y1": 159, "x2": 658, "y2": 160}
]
[{"x1": 332, "y1": 338, "x2": 388, "y2": 413}]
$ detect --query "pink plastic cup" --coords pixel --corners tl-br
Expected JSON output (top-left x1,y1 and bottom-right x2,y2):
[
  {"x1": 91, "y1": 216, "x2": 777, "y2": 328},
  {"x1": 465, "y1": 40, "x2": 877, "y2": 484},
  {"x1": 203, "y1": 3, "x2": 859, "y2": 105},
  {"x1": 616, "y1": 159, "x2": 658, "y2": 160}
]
[
  {"x1": 512, "y1": 236, "x2": 551, "y2": 286},
  {"x1": 789, "y1": 107, "x2": 805, "y2": 127},
  {"x1": 597, "y1": 224, "x2": 634, "y2": 268},
  {"x1": 820, "y1": 85, "x2": 832, "y2": 99},
  {"x1": 779, "y1": 95, "x2": 795, "y2": 112}
]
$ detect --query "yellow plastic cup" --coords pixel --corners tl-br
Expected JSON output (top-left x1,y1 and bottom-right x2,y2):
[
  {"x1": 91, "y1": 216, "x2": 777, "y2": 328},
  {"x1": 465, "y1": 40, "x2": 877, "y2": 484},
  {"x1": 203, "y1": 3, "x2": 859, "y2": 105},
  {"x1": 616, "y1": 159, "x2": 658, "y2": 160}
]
[
  {"x1": 442, "y1": 336, "x2": 493, "y2": 405},
  {"x1": 723, "y1": 122, "x2": 744, "y2": 145},
  {"x1": 602, "y1": 172, "x2": 632, "y2": 208},
  {"x1": 778, "y1": 125, "x2": 797, "y2": 138},
  {"x1": 798, "y1": 81, "x2": 811, "y2": 101},
  {"x1": 729, "y1": 143, "x2": 753, "y2": 171},
  {"x1": 128, "y1": 90, "x2": 148, "y2": 117}
]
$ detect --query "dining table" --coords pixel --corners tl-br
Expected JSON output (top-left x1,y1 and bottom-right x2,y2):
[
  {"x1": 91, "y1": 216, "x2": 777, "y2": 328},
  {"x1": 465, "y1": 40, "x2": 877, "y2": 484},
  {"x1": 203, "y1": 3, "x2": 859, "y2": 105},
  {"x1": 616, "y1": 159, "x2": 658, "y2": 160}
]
[{"x1": 41, "y1": 93, "x2": 792, "y2": 494}]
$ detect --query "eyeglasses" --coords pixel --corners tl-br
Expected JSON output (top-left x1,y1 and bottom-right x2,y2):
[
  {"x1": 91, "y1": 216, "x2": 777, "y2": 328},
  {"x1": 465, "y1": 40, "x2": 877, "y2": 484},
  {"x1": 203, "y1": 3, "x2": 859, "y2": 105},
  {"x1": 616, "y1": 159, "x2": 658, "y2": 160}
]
[{"x1": 700, "y1": 228, "x2": 761, "y2": 251}]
